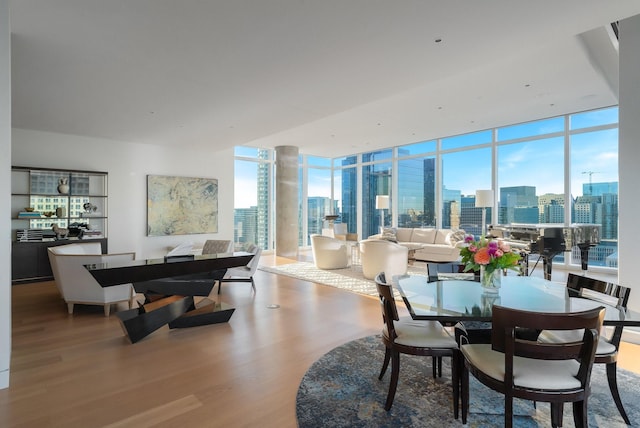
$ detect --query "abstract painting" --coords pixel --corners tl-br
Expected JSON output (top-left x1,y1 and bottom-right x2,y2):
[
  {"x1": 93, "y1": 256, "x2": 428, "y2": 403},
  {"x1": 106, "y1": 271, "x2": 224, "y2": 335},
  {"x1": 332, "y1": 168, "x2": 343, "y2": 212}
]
[{"x1": 147, "y1": 175, "x2": 218, "y2": 236}]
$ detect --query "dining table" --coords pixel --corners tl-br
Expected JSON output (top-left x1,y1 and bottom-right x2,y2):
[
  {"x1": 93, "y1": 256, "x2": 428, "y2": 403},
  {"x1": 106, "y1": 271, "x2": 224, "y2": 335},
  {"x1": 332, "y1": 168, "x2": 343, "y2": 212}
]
[{"x1": 394, "y1": 274, "x2": 640, "y2": 327}]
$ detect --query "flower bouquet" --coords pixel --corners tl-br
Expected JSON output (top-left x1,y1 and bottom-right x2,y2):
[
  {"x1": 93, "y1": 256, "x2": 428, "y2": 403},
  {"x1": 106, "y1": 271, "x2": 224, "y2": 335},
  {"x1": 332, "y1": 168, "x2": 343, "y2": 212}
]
[{"x1": 459, "y1": 235, "x2": 521, "y2": 290}]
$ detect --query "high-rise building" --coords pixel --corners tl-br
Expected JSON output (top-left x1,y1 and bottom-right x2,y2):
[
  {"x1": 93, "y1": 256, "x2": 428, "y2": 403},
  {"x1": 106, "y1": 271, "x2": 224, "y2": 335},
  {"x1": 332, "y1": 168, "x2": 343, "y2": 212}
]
[
  {"x1": 423, "y1": 158, "x2": 436, "y2": 226},
  {"x1": 340, "y1": 161, "x2": 357, "y2": 233},
  {"x1": 460, "y1": 195, "x2": 491, "y2": 237},
  {"x1": 307, "y1": 196, "x2": 332, "y2": 236},
  {"x1": 397, "y1": 152, "x2": 425, "y2": 228},
  {"x1": 584, "y1": 181, "x2": 618, "y2": 197},
  {"x1": 256, "y1": 149, "x2": 271, "y2": 250},
  {"x1": 442, "y1": 187, "x2": 461, "y2": 228},
  {"x1": 234, "y1": 207, "x2": 258, "y2": 250},
  {"x1": 499, "y1": 186, "x2": 537, "y2": 224}
]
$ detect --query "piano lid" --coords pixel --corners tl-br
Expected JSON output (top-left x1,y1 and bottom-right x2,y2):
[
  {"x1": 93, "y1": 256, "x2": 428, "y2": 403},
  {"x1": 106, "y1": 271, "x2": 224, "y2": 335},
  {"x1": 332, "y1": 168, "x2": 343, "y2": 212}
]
[{"x1": 489, "y1": 223, "x2": 601, "y2": 246}]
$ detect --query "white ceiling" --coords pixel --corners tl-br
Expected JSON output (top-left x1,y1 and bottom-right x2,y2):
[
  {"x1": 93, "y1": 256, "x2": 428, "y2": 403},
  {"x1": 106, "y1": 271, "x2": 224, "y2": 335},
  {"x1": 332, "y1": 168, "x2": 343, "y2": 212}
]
[{"x1": 9, "y1": 1, "x2": 640, "y2": 158}]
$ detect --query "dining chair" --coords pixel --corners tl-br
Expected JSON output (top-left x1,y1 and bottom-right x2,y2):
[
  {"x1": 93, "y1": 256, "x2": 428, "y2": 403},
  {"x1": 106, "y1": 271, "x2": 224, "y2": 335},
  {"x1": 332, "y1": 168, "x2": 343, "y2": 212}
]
[
  {"x1": 374, "y1": 273, "x2": 461, "y2": 414},
  {"x1": 537, "y1": 273, "x2": 632, "y2": 425},
  {"x1": 217, "y1": 245, "x2": 262, "y2": 294},
  {"x1": 202, "y1": 239, "x2": 234, "y2": 255},
  {"x1": 458, "y1": 304, "x2": 605, "y2": 428}
]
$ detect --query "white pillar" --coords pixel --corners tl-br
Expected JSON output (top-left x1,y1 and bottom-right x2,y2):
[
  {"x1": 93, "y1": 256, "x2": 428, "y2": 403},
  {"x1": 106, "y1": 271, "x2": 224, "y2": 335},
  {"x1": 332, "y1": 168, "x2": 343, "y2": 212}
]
[
  {"x1": 275, "y1": 146, "x2": 299, "y2": 258},
  {"x1": 618, "y1": 14, "x2": 640, "y2": 313},
  {"x1": 0, "y1": 0, "x2": 12, "y2": 389}
]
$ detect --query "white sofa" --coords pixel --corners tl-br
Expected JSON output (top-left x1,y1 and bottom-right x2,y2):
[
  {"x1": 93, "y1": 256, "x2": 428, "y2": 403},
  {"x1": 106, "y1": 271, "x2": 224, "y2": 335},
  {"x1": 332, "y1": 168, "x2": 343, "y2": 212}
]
[
  {"x1": 47, "y1": 242, "x2": 137, "y2": 316},
  {"x1": 370, "y1": 227, "x2": 466, "y2": 262}
]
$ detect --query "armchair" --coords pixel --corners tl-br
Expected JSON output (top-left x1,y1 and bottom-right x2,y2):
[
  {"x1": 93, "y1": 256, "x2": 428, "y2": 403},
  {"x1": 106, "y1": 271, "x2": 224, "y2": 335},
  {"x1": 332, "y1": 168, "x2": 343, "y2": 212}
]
[
  {"x1": 359, "y1": 239, "x2": 408, "y2": 280},
  {"x1": 47, "y1": 242, "x2": 137, "y2": 316},
  {"x1": 310, "y1": 234, "x2": 350, "y2": 270}
]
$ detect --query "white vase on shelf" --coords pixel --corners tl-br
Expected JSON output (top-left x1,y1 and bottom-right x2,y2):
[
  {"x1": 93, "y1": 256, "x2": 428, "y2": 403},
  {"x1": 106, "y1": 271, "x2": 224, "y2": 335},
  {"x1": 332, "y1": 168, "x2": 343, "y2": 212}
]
[{"x1": 57, "y1": 178, "x2": 69, "y2": 194}]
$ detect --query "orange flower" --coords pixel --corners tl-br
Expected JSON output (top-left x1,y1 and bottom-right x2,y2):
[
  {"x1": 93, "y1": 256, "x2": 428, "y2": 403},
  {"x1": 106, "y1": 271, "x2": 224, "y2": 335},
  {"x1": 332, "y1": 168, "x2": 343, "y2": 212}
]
[{"x1": 474, "y1": 247, "x2": 491, "y2": 265}]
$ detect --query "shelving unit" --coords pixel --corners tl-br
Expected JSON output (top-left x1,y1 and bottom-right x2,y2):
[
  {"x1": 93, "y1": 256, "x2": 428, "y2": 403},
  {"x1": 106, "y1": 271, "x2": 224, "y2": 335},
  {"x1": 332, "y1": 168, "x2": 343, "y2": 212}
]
[{"x1": 11, "y1": 166, "x2": 108, "y2": 283}]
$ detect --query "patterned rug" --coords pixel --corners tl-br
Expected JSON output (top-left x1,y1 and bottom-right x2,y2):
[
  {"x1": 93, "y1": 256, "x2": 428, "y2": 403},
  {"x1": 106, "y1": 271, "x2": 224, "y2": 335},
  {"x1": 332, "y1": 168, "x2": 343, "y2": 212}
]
[
  {"x1": 259, "y1": 262, "x2": 427, "y2": 298},
  {"x1": 296, "y1": 335, "x2": 639, "y2": 427}
]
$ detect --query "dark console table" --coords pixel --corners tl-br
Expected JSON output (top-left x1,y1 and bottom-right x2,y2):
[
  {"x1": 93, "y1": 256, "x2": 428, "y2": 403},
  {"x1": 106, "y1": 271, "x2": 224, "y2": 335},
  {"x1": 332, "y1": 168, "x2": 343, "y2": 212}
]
[{"x1": 86, "y1": 252, "x2": 253, "y2": 343}]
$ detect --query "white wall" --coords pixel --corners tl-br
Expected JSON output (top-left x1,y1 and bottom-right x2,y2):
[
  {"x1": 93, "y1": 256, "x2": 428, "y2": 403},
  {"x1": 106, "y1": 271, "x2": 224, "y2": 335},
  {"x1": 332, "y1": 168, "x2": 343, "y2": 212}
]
[
  {"x1": 12, "y1": 129, "x2": 236, "y2": 259},
  {"x1": 0, "y1": 0, "x2": 11, "y2": 389},
  {"x1": 618, "y1": 15, "x2": 640, "y2": 313}
]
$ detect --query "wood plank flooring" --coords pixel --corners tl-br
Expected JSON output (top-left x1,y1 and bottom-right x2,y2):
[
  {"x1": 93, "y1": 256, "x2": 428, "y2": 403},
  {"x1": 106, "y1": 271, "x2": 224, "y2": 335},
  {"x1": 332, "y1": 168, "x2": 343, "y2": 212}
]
[{"x1": 0, "y1": 253, "x2": 638, "y2": 427}]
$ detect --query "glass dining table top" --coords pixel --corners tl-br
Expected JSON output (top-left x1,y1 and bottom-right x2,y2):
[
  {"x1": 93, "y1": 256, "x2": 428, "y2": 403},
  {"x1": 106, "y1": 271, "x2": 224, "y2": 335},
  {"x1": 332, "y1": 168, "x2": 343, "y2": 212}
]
[{"x1": 394, "y1": 274, "x2": 640, "y2": 327}]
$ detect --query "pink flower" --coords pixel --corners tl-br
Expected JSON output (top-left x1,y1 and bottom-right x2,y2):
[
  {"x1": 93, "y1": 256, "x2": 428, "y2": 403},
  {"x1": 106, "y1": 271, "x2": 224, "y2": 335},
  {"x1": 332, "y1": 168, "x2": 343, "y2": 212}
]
[{"x1": 498, "y1": 240, "x2": 511, "y2": 252}]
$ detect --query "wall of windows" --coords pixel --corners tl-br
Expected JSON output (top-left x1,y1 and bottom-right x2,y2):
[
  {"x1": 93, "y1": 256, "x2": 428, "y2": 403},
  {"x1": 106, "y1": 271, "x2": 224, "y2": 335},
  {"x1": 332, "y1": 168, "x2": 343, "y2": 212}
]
[
  {"x1": 233, "y1": 147, "x2": 272, "y2": 251},
  {"x1": 233, "y1": 106, "x2": 619, "y2": 271}
]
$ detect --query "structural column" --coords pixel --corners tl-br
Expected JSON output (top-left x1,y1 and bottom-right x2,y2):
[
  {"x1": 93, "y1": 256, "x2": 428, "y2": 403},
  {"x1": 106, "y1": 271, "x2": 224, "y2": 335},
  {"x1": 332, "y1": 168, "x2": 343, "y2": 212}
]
[
  {"x1": 275, "y1": 146, "x2": 299, "y2": 258},
  {"x1": 618, "y1": 14, "x2": 640, "y2": 314}
]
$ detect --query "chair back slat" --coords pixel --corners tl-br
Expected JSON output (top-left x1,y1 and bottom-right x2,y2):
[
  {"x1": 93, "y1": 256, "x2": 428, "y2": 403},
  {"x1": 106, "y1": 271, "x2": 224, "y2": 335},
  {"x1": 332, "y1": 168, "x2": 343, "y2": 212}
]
[
  {"x1": 375, "y1": 273, "x2": 400, "y2": 333},
  {"x1": 491, "y1": 305, "x2": 605, "y2": 362},
  {"x1": 567, "y1": 273, "x2": 630, "y2": 308}
]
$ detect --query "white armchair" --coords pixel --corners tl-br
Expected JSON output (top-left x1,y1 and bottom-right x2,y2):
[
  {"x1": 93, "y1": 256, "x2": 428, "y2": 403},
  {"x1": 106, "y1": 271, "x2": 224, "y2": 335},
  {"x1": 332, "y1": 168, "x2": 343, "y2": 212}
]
[
  {"x1": 310, "y1": 234, "x2": 350, "y2": 270},
  {"x1": 47, "y1": 242, "x2": 137, "y2": 316},
  {"x1": 360, "y1": 239, "x2": 409, "y2": 280}
]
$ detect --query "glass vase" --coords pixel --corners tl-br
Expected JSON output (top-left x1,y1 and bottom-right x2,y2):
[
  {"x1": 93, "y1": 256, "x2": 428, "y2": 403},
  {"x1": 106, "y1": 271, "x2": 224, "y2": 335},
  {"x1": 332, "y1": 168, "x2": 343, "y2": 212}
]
[{"x1": 480, "y1": 266, "x2": 501, "y2": 292}]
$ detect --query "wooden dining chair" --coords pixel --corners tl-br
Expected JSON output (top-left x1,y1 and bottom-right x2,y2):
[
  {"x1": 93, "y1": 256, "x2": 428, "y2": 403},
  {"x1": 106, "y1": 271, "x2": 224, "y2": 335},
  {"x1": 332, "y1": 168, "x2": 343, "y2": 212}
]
[
  {"x1": 374, "y1": 273, "x2": 461, "y2": 415},
  {"x1": 458, "y1": 304, "x2": 605, "y2": 428},
  {"x1": 537, "y1": 273, "x2": 632, "y2": 425}
]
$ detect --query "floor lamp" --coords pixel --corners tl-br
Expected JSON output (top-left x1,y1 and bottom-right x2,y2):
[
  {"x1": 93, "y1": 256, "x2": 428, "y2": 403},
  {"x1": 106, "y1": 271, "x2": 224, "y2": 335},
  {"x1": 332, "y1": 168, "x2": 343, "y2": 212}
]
[
  {"x1": 375, "y1": 195, "x2": 389, "y2": 233},
  {"x1": 475, "y1": 189, "x2": 494, "y2": 238}
]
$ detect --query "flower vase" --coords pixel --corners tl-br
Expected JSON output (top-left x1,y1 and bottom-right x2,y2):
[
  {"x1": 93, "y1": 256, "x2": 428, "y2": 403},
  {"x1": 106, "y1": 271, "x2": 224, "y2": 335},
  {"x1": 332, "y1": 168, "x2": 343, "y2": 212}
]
[{"x1": 480, "y1": 266, "x2": 501, "y2": 292}]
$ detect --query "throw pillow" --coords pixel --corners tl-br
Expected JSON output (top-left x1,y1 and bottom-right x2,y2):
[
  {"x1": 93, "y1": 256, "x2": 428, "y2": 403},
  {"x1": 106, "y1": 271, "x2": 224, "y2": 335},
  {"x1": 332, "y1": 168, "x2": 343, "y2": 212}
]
[
  {"x1": 381, "y1": 227, "x2": 398, "y2": 243},
  {"x1": 450, "y1": 229, "x2": 466, "y2": 243}
]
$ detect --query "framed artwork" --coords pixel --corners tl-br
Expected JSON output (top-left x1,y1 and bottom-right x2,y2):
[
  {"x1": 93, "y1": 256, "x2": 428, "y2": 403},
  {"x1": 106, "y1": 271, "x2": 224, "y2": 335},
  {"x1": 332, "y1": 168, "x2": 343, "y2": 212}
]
[{"x1": 147, "y1": 175, "x2": 218, "y2": 236}]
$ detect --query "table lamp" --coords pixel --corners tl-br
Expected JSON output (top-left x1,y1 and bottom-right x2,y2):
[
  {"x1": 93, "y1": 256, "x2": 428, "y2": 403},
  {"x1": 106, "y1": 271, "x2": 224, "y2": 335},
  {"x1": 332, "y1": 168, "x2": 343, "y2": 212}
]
[{"x1": 475, "y1": 189, "x2": 494, "y2": 238}]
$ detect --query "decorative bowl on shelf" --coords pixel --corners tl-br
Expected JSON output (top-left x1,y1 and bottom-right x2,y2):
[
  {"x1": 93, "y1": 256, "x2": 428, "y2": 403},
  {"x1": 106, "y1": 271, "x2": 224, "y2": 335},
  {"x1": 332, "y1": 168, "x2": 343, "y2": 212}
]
[{"x1": 24, "y1": 207, "x2": 35, "y2": 212}]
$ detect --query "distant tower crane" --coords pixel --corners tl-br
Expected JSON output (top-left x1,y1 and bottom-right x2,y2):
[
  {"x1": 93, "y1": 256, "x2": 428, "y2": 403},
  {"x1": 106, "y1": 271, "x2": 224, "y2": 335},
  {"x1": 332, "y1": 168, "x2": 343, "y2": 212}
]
[{"x1": 582, "y1": 171, "x2": 600, "y2": 195}]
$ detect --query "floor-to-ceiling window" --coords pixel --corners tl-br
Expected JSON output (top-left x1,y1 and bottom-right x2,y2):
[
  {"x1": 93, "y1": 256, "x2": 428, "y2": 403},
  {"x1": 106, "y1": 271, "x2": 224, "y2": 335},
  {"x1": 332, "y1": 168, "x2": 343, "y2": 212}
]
[
  {"x1": 569, "y1": 107, "x2": 619, "y2": 267},
  {"x1": 334, "y1": 155, "x2": 358, "y2": 234},
  {"x1": 362, "y1": 149, "x2": 392, "y2": 238},
  {"x1": 397, "y1": 141, "x2": 436, "y2": 228},
  {"x1": 234, "y1": 105, "x2": 619, "y2": 272},
  {"x1": 233, "y1": 147, "x2": 272, "y2": 251},
  {"x1": 441, "y1": 130, "x2": 493, "y2": 235},
  {"x1": 306, "y1": 156, "x2": 333, "y2": 244}
]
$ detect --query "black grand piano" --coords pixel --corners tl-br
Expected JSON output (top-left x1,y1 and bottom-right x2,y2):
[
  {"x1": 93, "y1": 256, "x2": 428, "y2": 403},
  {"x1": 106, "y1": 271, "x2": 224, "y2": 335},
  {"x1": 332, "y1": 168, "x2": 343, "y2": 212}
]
[{"x1": 488, "y1": 223, "x2": 601, "y2": 280}]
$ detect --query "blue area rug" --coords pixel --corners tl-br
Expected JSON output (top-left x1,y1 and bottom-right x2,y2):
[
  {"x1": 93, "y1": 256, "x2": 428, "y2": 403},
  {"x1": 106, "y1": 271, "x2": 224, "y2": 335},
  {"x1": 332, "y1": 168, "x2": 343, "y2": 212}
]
[{"x1": 296, "y1": 335, "x2": 639, "y2": 427}]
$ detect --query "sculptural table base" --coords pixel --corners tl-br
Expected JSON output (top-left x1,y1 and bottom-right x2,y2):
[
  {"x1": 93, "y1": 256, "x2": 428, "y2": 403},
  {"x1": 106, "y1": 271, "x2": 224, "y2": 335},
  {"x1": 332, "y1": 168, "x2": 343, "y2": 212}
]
[{"x1": 116, "y1": 295, "x2": 235, "y2": 344}]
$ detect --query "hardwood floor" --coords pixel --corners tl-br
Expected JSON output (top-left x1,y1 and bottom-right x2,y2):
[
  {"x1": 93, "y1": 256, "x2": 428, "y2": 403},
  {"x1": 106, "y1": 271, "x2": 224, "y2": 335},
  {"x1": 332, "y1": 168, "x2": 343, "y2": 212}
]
[{"x1": 1, "y1": 253, "x2": 639, "y2": 427}]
